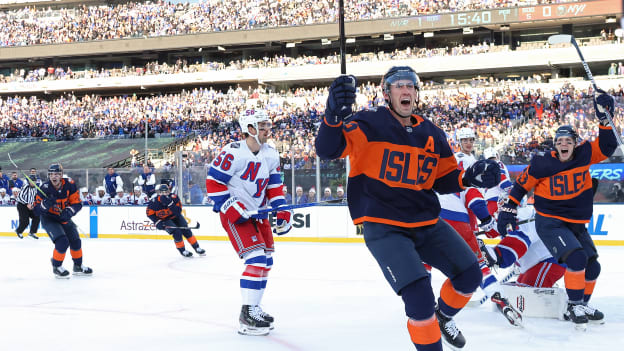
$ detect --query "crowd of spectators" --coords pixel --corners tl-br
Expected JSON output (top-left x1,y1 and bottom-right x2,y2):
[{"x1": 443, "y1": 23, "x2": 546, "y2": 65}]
[
  {"x1": 0, "y1": 0, "x2": 581, "y2": 48},
  {"x1": 3, "y1": 35, "x2": 619, "y2": 85},
  {"x1": 1, "y1": 77, "x2": 622, "y2": 156}
]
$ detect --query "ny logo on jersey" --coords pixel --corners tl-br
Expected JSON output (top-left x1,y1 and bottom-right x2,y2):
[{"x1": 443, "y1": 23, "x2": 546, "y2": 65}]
[{"x1": 241, "y1": 162, "x2": 269, "y2": 198}]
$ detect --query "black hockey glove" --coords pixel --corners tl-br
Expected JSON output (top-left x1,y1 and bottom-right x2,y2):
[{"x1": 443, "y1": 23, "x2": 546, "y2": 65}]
[
  {"x1": 594, "y1": 88, "x2": 615, "y2": 126},
  {"x1": 59, "y1": 208, "x2": 73, "y2": 222},
  {"x1": 463, "y1": 159, "x2": 501, "y2": 188},
  {"x1": 155, "y1": 220, "x2": 166, "y2": 230},
  {"x1": 41, "y1": 195, "x2": 57, "y2": 211},
  {"x1": 496, "y1": 201, "x2": 518, "y2": 236},
  {"x1": 325, "y1": 75, "x2": 357, "y2": 125}
]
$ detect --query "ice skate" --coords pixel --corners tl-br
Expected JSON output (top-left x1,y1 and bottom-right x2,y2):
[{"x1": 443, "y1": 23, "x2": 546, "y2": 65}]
[
  {"x1": 53, "y1": 265, "x2": 70, "y2": 279},
  {"x1": 28, "y1": 233, "x2": 39, "y2": 239},
  {"x1": 73, "y1": 264, "x2": 93, "y2": 276},
  {"x1": 491, "y1": 292, "x2": 523, "y2": 327},
  {"x1": 254, "y1": 305, "x2": 274, "y2": 330},
  {"x1": 16, "y1": 231, "x2": 23, "y2": 239},
  {"x1": 435, "y1": 305, "x2": 465, "y2": 350},
  {"x1": 195, "y1": 247, "x2": 206, "y2": 256},
  {"x1": 180, "y1": 249, "x2": 193, "y2": 258},
  {"x1": 238, "y1": 305, "x2": 270, "y2": 336},
  {"x1": 564, "y1": 302, "x2": 588, "y2": 331},
  {"x1": 581, "y1": 304, "x2": 605, "y2": 324}
]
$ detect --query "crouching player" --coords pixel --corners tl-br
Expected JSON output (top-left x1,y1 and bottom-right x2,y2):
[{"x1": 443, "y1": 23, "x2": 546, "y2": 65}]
[
  {"x1": 146, "y1": 184, "x2": 205, "y2": 257},
  {"x1": 206, "y1": 109, "x2": 292, "y2": 336},
  {"x1": 34, "y1": 164, "x2": 93, "y2": 278}
]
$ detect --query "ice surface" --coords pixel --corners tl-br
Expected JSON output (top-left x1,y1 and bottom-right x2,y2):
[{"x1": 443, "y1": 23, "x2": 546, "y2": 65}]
[{"x1": 1, "y1": 237, "x2": 623, "y2": 351}]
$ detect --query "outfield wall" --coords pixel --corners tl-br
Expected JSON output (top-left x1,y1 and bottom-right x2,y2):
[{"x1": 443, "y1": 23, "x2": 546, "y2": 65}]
[{"x1": 0, "y1": 204, "x2": 622, "y2": 245}]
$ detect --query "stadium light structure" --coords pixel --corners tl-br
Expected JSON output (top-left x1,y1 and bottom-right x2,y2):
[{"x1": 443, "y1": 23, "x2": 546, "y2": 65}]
[
  {"x1": 383, "y1": 34, "x2": 394, "y2": 40},
  {"x1": 346, "y1": 38, "x2": 356, "y2": 44},
  {"x1": 286, "y1": 42, "x2": 296, "y2": 48},
  {"x1": 321, "y1": 38, "x2": 331, "y2": 45},
  {"x1": 423, "y1": 32, "x2": 434, "y2": 38}
]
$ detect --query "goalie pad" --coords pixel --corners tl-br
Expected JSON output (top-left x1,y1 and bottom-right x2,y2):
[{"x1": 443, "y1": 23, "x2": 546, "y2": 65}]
[{"x1": 500, "y1": 282, "x2": 567, "y2": 319}]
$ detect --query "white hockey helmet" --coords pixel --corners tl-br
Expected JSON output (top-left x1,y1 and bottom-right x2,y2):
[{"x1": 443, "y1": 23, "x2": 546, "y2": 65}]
[
  {"x1": 80, "y1": 187, "x2": 88, "y2": 193},
  {"x1": 483, "y1": 147, "x2": 499, "y2": 160},
  {"x1": 134, "y1": 185, "x2": 142, "y2": 192},
  {"x1": 457, "y1": 127, "x2": 476, "y2": 141},
  {"x1": 239, "y1": 109, "x2": 271, "y2": 133},
  {"x1": 12, "y1": 187, "x2": 19, "y2": 194},
  {"x1": 96, "y1": 186, "x2": 105, "y2": 193}
]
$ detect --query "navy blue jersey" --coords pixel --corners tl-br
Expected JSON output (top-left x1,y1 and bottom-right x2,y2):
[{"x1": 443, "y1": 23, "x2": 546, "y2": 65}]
[
  {"x1": 316, "y1": 106, "x2": 465, "y2": 227},
  {"x1": 34, "y1": 178, "x2": 82, "y2": 221},
  {"x1": 146, "y1": 194, "x2": 182, "y2": 222},
  {"x1": 509, "y1": 125, "x2": 617, "y2": 223}
]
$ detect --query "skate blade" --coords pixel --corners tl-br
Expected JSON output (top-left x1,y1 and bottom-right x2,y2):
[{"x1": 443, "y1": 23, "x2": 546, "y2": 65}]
[
  {"x1": 54, "y1": 275, "x2": 70, "y2": 279},
  {"x1": 73, "y1": 272, "x2": 93, "y2": 276},
  {"x1": 503, "y1": 310, "x2": 524, "y2": 328},
  {"x1": 588, "y1": 319, "x2": 605, "y2": 325},
  {"x1": 238, "y1": 325, "x2": 270, "y2": 336}
]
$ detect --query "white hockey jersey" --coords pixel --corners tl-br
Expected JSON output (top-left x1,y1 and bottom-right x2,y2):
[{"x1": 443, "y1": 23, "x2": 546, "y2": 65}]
[
  {"x1": 206, "y1": 140, "x2": 284, "y2": 213},
  {"x1": 438, "y1": 151, "x2": 488, "y2": 223},
  {"x1": 127, "y1": 192, "x2": 149, "y2": 205},
  {"x1": 92, "y1": 193, "x2": 111, "y2": 205},
  {"x1": 516, "y1": 206, "x2": 553, "y2": 274},
  {"x1": 111, "y1": 194, "x2": 129, "y2": 206}
]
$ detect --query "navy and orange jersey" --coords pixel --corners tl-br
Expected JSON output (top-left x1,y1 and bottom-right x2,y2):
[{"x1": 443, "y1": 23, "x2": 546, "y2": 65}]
[
  {"x1": 34, "y1": 178, "x2": 82, "y2": 220},
  {"x1": 508, "y1": 125, "x2": 618, "y2": 223},
  {"x1": 315, "y1": 106, "x2": 465, "y2": 227},
  {"x1": 146, "y1": 194, "x2": 182, "y2": 222}
]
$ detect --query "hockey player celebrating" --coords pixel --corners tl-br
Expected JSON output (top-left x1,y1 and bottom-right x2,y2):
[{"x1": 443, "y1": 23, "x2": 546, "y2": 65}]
[
  {"x1": 34, "y1": 164, "x2": 93, "y2": 278},
  {"x1": 497, "y1": 90, "x2": 617, "y2": 330},
  {"x1": 146, "y1": 184, "x2": 205, "y2": 257},
  {"x1": 315, "y1": 67, "x2": 500, "y2": 351},
  {"x1": 206, "y1": 108, "x2": 292, "y2": 336}
]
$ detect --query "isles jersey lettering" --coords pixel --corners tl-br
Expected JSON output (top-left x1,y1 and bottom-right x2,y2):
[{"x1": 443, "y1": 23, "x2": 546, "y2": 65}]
[
  {"x1": 206, "y1": 141, "x2": 284, "y2": 213},
  {"x1": 316, "y1": 107, "x2": 465, "y2": 227},
  {"x1": 508, "y1": 125, "x2": 618, "y2": 223}
]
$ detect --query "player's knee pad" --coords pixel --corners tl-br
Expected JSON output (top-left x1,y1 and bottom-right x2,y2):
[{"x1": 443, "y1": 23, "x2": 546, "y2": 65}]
[
  {"x1": 585, "y1": 256, "x2": 601, "y2": 281},
  {"x1": 400, "y1": 276, "x2": 434, "y2": 320},
  {"x1": 452, "y1": 261, "x2": 481, "y2": 294},
  {"x1": 564, "y1": 248, "x2": 587, "y2": 271},
  {"x1": 182, "y1": 229, "x2": 193, "y2": 238},
  {"x1": 54, "y1": 235, "x2": 69, "y2": 253}
]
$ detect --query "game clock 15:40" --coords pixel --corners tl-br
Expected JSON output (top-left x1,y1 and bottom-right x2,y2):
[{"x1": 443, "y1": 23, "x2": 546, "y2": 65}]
[{"x1": 450, "y1": 11, "x2": 493, "y2": 26}]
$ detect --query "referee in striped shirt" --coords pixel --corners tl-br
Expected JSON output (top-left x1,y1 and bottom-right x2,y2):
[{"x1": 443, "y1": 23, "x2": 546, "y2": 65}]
[{"x1": 16, "y1": 177, "x2": 40, "y2": 239}]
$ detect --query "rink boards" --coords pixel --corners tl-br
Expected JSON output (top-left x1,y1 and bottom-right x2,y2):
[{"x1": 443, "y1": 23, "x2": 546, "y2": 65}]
[{"x1": 1, "y1": 204, "x2": 623, "y2": 245}]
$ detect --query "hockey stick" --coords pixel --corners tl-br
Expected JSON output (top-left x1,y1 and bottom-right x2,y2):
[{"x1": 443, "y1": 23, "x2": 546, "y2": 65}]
[
  {"x1": 474, "y1": 218, "x2": 535, "y2": 236},
  {"x1": 467, "y1": 268, "x2": 520, "y2": 307},
  {"x1": 7, "y1": 153, "x2": 46, "y2": 197},
  {"x1": 250, "y1": 198, "x2": 346, "y2": 215},
  {"x1": 548, "y1": 34, "x2": 623, "y2": 147},
  {"x1": 165, "y1": 222, "x2": 200, "y2": 230},
  {"x1": 338, "y1": 0, "x2": 346, "y2": 75}
]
